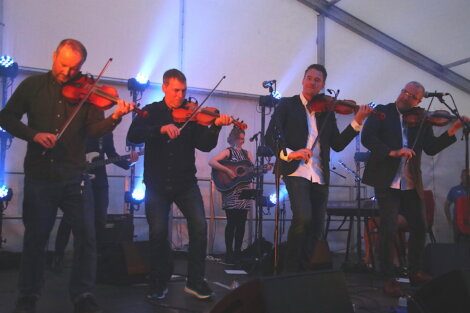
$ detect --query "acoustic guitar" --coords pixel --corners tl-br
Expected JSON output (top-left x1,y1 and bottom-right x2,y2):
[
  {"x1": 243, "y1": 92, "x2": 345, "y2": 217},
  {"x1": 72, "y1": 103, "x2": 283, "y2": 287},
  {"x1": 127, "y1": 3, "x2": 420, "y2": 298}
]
[{"x1": 211, "y1": 159, "x2": 271, "y2": 192}]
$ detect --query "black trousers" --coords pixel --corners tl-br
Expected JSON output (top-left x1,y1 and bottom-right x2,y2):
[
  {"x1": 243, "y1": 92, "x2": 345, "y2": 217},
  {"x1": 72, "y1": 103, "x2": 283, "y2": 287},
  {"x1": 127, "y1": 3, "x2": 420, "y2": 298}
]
[
  {"x1": 375, "y1": 188, "x2": 425, "y2": 277},
  {"x1": 224, "y1": 210, "x2": 248, "y2": 256}
]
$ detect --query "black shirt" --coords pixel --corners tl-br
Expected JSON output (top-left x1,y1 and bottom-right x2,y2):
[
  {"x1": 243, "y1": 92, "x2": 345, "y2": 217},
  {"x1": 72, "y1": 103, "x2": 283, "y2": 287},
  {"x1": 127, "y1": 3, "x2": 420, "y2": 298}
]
[
  {"x1": 0, "y1": 72, "x2": 120, "y2": 181},
  {"x1": 126, "y1": 99, "x2": 221, "y2": 189}
]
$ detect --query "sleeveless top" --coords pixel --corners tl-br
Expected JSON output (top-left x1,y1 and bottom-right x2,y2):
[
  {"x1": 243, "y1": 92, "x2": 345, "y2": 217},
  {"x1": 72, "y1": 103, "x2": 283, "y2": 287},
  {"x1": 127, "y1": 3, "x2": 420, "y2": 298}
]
[{"x1": 222, "y1": 147, "x2": 252, "y2": 211}]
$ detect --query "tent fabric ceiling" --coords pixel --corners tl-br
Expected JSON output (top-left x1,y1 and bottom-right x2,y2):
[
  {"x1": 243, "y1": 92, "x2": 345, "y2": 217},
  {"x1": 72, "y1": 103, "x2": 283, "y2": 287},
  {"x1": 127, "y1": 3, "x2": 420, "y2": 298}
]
[{"x1": 328, "y1": 0, "x2": 470, "y2": 78}]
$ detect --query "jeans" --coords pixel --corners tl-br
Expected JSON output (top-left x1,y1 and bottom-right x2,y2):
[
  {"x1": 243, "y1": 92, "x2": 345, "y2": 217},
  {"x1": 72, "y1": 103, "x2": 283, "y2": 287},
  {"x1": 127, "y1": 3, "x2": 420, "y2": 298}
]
[
  {"x1": 19, "y1": 176, "x2": 96, "y2": 301},
  {"x1": 145, "y1": 181, "x2": 207, "y2": 285},
  {"x1": 55, "y1": 183, "x2": 108, "y2": 255},
  {"x1": 375, "y1": 188, "x2": 425, "y2": 277},
  {"x1": 283, "y1": 176, "x2": 329, "y2": 272}
]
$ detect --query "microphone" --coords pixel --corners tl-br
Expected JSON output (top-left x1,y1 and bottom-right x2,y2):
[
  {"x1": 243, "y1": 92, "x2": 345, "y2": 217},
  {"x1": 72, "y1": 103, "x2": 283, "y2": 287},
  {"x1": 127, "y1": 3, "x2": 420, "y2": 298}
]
[
  {"x1": 424, "y1": 91, "x2": 450, "y2": 98},
  {"x1": 249, "y1": 131, "x2": 261, "y2": 142},
  {"x1": 262, "y1": 80, "x2": 276, "y2": 89}
]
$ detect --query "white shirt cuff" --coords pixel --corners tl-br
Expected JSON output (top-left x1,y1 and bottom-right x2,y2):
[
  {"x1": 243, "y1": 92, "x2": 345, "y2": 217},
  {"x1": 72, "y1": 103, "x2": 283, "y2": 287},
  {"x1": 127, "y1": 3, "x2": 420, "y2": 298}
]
[
  {"x1": 279, "y1": 147, "x2": 294, "y2": 162},
  {"x1": 351, "y1": 120, "x2": 362, "y2": 132}
]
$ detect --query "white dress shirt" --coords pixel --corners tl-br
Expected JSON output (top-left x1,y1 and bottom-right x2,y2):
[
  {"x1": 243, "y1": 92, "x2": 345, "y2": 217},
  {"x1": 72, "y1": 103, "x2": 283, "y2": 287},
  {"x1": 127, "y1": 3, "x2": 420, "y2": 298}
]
[{"x1": 279, "y1": 92, "x2": 362, "y2": 184}]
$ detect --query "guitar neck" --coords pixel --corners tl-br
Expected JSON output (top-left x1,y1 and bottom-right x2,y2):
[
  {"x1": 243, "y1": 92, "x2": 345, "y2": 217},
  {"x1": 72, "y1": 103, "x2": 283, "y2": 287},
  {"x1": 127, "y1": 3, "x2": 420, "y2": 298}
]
[{"x1": 87, "y1": 151, "x2": 144, "y2": 170}]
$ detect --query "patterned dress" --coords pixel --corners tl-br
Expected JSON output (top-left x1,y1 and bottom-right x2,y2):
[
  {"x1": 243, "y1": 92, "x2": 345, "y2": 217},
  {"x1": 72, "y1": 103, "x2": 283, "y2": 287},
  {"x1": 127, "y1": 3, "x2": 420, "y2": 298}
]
[{"x1": 222, "y1": 147, "x2": 252, "y2": 211}]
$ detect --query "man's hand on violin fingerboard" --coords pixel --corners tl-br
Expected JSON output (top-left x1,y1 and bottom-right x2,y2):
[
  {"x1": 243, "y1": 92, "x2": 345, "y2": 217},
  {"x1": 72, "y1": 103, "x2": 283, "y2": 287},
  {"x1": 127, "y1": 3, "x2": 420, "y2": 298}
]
[
  {"x1": 111, "y1": 100, "x2": 135, "y2": 120},
  {"x1": 214, "y1": 114, "x2": 232, "y2": 127},
  {"x1": 448, "y1": 116, "x2": 470, "y2": 137},
  {"x1": 161, "y1": 124, "x2": 181, "y2": 139}
]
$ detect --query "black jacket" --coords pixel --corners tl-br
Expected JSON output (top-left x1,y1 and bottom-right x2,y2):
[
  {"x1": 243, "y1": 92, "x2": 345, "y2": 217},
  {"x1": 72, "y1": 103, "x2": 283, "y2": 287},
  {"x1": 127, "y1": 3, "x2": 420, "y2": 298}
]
[
  {"x1": 265, "y1": 95, "x2": 358, "y2": 185},
  {"x1": 361, "y1": 103, "x2": 456, "y2": 197},
  {"x1": 126, "y1": 100, "x2": 221, "y2": 189}
]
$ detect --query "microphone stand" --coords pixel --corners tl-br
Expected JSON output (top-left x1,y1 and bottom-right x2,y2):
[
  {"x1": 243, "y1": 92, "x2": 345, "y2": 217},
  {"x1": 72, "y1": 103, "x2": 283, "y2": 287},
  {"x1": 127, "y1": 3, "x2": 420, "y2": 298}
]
[
  {"x1": 337, "y1": 139, "x2": 371, "y2": 272},
  {"x1": 436, "y1": 95, "x2": 470, "y2": 208}
]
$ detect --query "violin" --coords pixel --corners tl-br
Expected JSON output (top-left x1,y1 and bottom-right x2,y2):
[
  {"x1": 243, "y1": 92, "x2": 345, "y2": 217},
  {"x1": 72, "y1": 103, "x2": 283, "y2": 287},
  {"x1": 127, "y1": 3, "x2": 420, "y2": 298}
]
[
  {"x1": 307, "y1": 94, "x2": 385, "y2": 120},
  {"x1": 171, "y1": 99, "x2": 247, "y2": 130},
  {"x1": 401, "y1": 107, "x2": 456, "y2": 127},
  {"x1": 62, "y1": 74, "x2": 148, "y2": 118}
]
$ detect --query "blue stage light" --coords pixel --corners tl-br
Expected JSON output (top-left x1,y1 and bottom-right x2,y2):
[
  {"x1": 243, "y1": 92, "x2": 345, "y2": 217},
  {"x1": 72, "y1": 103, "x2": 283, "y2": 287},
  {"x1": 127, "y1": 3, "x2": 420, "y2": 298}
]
[
  {"x1": 269, "y1": 186, "x2": 288, "y2": 205},
  {"x1": 131, "y1": 185, "x2": 145, "y2": 202},
  {"x1": 125, "y1": 184, "x2": 146, "y2": 204},
  {"x1": 135, "y1": 73, "x2": 149, "y2": 85},
  {"x1": 271, "y1": 90, "x2": 282, "y2": 99},
  {"x1": 128, "y1": 75, "x2": 150, "y2": 93},
  {"x1": 0, "y1": 185, "x2": 13, "y2": 202},
  {"x1": 0, "y1": 56, "x2": 14, "y2": 67},
  {"x1": 0, "y1": 55, "x2": 18, "y2": 78}
]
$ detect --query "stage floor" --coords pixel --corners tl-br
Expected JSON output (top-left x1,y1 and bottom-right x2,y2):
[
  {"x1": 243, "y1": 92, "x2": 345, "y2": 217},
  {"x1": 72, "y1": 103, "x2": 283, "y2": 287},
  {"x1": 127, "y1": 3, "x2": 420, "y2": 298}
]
[{"x1": 0, "y1": 251, "x2": 414, "y2": 313}]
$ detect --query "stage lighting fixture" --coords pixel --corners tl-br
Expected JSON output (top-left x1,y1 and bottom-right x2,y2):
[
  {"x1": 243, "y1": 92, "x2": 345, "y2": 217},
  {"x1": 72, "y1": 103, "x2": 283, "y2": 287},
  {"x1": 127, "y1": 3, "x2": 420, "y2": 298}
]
[
  {"x1": 268, "y1": 186, "x2": 288, "y2": 205},
  {"x1": 271, "y1": 90, "x2": 282, "y2": 99},
  {"x1": 261, "y1": 195, "x2": 276, "y2": 208},
  {"x1": 259, "y1": 93, "x2": 281, "y2": 108},
  {"x1": 0, "y1": 185, "x2": 13, "y2": 202},
  {"x1": 0, "y1": 55, "x2": 19, "y2": 78},
  {"x1": 127, "y1": 73, "x2": 150, "y2": 92},
  {"x1": 124, "y1": 184, "x2": 145, "y2": 204}
]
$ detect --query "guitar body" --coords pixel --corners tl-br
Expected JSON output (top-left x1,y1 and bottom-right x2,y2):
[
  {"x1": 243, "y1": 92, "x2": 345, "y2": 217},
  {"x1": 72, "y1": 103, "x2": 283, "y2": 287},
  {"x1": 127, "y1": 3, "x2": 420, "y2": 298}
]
[{"x1": 212, "y1": 159, "x2": 255, "y2": 192}]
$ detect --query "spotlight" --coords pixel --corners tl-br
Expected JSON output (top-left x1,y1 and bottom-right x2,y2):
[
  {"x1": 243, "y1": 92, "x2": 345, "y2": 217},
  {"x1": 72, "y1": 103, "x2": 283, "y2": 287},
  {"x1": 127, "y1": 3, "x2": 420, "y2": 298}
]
[
  {"x1": 271, "y1": 90, "x2": 282, "y2": 99},
  {"x1": 135, "y1": 73, "x2": 149, "y2": 85},
  {"x1": 0, "y1": 185, "x2": 13, "y2": 202},
  {"x1": 261, "y1": 195, "x2": 276, "y2": 208},
  {"x1": 268, "y1": 186, "x2": 288, "y2": 205},
  {"x1": 0, "y1": 55, "x2": 19, "y2": 78},
  {"x1": 124, "y1": 184, "x2": 145, "y2": 204},
  {"x1": 127, "y1": 73, "x2": 150, "y2": 92}
]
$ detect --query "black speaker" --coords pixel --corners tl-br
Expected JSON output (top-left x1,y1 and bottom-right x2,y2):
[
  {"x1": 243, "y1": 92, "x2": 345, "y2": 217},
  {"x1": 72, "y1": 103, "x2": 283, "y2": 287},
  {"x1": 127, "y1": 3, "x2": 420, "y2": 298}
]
[
  {"x1": 99, "y1": 214, "x2": 134, "y2": 245},
  {"x1": 210, "y1": 271, "x2": 354, "y2": 313},
  {"x1": 409, "y1": 270, "x2": 470, "y2": 313},
  {"x1": 423, "y1": 243, "x2": 470, "y2": 276},
  {"x1": 97, "y1": 241, "x2": 151, "y2": 285}
]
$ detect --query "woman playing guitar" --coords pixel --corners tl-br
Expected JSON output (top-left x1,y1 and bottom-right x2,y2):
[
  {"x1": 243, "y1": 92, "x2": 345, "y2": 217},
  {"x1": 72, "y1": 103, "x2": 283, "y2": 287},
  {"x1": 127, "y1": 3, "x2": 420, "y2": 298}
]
[{"x1": 209, "y1": 127, "x2": 254, "y2": 265}]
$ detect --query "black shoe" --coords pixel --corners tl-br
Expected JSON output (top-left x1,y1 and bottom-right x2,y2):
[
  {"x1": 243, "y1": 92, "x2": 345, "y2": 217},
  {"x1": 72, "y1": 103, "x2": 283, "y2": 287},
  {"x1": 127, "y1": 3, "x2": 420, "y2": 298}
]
[
  {"x1": 74, "y1": 295, "x2": 102, "y2": 313},
  {"x1": 13, "y1": 295, "x2": 38, "y2": 313},
  {"x1": 146, "y1": 281, "x2": 168, "y2": 301},
  {"x1": 184, "y1": 280, "x2": 213, "y2": 299}
]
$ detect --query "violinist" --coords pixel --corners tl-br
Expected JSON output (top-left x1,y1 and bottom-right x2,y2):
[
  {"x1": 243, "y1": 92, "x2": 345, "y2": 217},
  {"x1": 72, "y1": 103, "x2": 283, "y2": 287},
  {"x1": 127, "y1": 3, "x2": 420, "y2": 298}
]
[
  {"x1": 361, "y1": 81, "x2": 467, "y2": 297},
  {"x1": 126, "y1": 69, "x2": 232, "y2": 301},
  {"x1": 0, "y1": 39, "x2": 134, "y2": 313},
  {"x1": 265, "y1": 64, "x2": 371, "y2": 273}
]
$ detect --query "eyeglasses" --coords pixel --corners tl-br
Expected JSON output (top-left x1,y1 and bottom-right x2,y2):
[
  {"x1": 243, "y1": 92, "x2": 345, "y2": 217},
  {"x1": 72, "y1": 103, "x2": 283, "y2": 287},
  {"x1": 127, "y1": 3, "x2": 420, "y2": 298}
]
[{"x1": 401, "y1": 89, "x2": 421, "y2": 101}]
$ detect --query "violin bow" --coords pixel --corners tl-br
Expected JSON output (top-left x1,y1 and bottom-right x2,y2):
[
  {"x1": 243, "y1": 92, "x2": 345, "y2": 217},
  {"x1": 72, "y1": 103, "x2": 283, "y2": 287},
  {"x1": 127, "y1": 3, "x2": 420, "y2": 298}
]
[
  {"x1": 55, "y1": 58, "x2": 113, "y2": 142},
  {"x1": 408, "y1": 97, "x2": 434, "y2": 152},
  {"x1": 176, "y1": 75, "x2": 226, "y2": 134}
]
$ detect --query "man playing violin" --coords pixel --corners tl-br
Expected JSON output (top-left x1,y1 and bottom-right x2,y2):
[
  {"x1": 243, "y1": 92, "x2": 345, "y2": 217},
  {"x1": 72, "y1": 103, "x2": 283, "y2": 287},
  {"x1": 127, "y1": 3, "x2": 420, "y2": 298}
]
[
  {"x1": 361, "y1": 81, "x2": 466, "y2": 297},
  {"x1": 127, "y1": 69, "x2": 232, "y2": 300},
  {"x1": 265, "y1": 64, "x2": 371, "y2": 273},
  {"x1": 0, "y1": 39, "x2": 134, "y2": 313}
]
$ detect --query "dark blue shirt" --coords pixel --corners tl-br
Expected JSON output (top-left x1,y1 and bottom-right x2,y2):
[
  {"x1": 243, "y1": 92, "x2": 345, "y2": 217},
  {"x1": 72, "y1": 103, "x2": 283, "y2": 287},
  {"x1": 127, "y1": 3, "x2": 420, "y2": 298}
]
[{"x1": 447, "y1": 184, "x2": 470, "y2": 203}]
